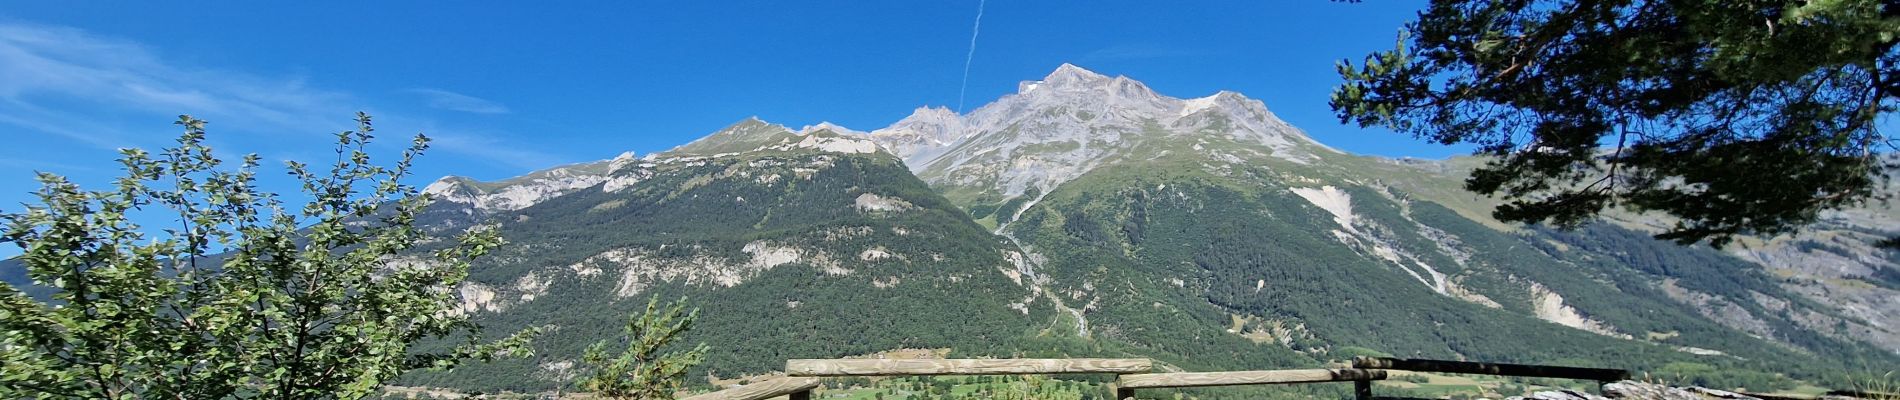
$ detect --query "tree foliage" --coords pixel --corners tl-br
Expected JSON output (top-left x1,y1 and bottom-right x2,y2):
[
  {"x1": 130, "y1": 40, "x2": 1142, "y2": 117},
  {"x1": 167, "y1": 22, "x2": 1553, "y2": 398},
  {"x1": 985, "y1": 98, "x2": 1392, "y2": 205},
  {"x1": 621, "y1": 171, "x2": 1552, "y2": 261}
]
[
  {"x1": 579, "y1": 295, "x2": 709, "y2": 400},
  {"x1": 1333, "y1": 0, "x2": 1899, "y2": 246},
  {"x1": 0, "y1": 113, "x2": 537, "y2": 399}
]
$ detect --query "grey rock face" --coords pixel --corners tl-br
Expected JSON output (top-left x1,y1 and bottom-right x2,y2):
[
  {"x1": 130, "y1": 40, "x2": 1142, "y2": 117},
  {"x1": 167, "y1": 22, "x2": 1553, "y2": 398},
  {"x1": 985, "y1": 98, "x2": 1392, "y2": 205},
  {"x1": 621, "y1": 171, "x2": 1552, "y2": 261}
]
[
  {"x1": 1508, "y1": 389, "x2": 1612, "y2": 400},
  {"x1": 1599, "y1": 381, "x2": 1759, "y2": 400},
  {"x1": 867, "y1": 63, "x2": 1331, "y2": 201}
]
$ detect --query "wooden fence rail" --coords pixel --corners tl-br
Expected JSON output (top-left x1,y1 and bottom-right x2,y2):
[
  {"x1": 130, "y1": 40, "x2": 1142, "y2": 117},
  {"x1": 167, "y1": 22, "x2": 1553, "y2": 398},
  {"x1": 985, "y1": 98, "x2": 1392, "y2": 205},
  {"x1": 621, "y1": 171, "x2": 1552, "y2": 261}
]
[
  {"x1": 1826, "y1": 389, "x2": 1899, "y2": 399},
  {"x1": 1118, "y1": 368, "x2": 1386, "y2": 389},
  {"x1": 1352, "y1": 356, "x2": 1629, "y2": 382},
  {"x1": 785, "y1": 358, "x2": 1153, "y2": 376},
  {"x1": 1115, "y1": 368, "x2": 1387, "y2": 400},
  {"x1": 680, "y1": 377, "x2": 819, "y2": 400}
]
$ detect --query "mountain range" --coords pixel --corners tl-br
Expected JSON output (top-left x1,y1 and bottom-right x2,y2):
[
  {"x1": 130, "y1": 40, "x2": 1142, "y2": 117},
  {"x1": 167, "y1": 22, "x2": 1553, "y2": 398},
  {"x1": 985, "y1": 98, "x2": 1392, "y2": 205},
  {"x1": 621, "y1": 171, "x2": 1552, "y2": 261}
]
[
  {"x1": 402, "y1": 64, "x2": 1900, "y2": 394},
  {"x1": 8, "y1": 64, "x2": 1895, "y2": 396}
]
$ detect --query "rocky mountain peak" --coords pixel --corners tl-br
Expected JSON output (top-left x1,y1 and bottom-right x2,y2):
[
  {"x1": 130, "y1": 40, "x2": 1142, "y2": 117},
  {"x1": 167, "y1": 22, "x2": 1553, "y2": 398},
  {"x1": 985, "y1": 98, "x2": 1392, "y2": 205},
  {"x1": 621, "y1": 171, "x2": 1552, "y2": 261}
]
[
  {"x1": 608, "y1": 150, "x2": 640, "y2": 172},
  {"x1": 739, "y1": 117, "x2": 789, "y2": 132},
  {"x1": 420, "y1": 158, "x2": 618, "y2": 213},
  {"x1": 423, "y1": 175, "x2": 478, "y2": 199},
  {"x1": 865, "y1": 63, "x2": 1334, "y2": 208},
  {"x1": 799, "y1": 121, "x2": 863, "y2": 136},
  {"x1": 426, "y1": 115, "x2": 889, "y2": 215},
  {"x1": 869, "y1": 106, "x2": 967, "y2": 164},
  {"x1": 1017, "y1": 64, "x2": 1159, "y2": 103},
  {"x1": 885, "y1": 106, "x2": 962, "y2": 135},
  {"x1": 669, "y1": 116, "x2": 885, "y2": 158},
  {"x1": 660, "y1": 117, "x2": 796, "y2": 157},
  {"x1": 906, "y1": 105, "x2": 960, "y2": 120},
  {"x1": 1039, "y1": 63, "x2": 1111, "y2": 88}
]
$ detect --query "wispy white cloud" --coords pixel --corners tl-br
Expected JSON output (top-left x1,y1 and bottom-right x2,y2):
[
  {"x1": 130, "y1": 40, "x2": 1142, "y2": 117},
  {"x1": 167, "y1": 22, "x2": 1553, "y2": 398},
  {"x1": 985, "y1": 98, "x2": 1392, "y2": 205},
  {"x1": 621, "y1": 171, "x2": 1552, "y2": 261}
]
[
  {"x1": 0, "y1": 20, "x2": 568, "y2": 174},
  {"x1": 405, "y1": 88, "x2": 510, "y2": 114},
  {"x1": 0, "y1": 21, "x2": 355, "y2": 143}
]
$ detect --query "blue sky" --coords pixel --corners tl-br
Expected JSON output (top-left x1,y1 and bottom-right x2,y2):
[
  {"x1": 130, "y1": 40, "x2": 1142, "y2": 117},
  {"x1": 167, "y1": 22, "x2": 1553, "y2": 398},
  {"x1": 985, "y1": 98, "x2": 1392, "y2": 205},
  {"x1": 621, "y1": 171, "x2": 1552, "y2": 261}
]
[{"x1": 0, "y1": 2, "x2": 1444, "y2": 239}]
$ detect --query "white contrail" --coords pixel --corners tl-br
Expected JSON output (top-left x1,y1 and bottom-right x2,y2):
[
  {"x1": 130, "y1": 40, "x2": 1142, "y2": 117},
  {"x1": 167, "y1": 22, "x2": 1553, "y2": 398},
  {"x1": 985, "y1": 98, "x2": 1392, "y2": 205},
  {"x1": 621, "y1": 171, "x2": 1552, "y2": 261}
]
[{"x1": 956, "y1": 0, "x2": 987, "y2": 113}]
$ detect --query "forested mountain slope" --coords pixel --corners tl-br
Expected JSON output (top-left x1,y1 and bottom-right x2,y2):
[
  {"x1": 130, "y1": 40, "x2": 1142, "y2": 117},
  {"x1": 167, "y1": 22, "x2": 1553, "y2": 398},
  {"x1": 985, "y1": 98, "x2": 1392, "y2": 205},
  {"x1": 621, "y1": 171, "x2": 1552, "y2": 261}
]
[
  {"x1": 870, "y1": 64, "x2": 1900, "y2": 389},
  {"x1": 397, "y1": 122, "x2": 1073, "y2": 391}
]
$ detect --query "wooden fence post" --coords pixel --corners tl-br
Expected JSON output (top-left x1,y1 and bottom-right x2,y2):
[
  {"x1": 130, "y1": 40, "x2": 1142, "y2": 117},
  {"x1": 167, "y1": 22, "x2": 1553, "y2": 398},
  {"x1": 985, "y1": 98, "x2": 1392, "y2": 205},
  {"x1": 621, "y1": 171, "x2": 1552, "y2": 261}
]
[
  {"x1": 789, "y1": 389, "x2": 810, "y2": 400},
  {"x1": 1354, "y1": 379, "x2": 1372, "y2": 400}
]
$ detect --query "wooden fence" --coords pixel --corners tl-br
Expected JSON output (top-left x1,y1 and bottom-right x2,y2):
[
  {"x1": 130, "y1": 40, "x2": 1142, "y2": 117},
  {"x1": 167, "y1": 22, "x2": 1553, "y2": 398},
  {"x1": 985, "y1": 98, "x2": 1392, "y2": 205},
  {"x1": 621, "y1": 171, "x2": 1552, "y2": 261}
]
[
  {"x1": 785, "y1": 358, "x2": 1153, "y2": 376},
  {"x1": 670, "y1": 355, "x2": 1900, "y2": 400},
  {"x1": 683, "y1": 358, "x2": 1390, "y2": 400},
  {"x1": 1351, "y1": 356, "x2": 1629, "y2": 383},
  {"x1": 680, "y1": 356, "x2": 1633, "y2": 400},
  {"x1": 1116, "y1": 368, "x2": 1386, "y2": 400},
  {"x1": 1351, "y1": 356, "x2": 1629, "y2": 396},
  {"x1": 680, "y1": 377, "x2": 818, "y2": 400}
]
